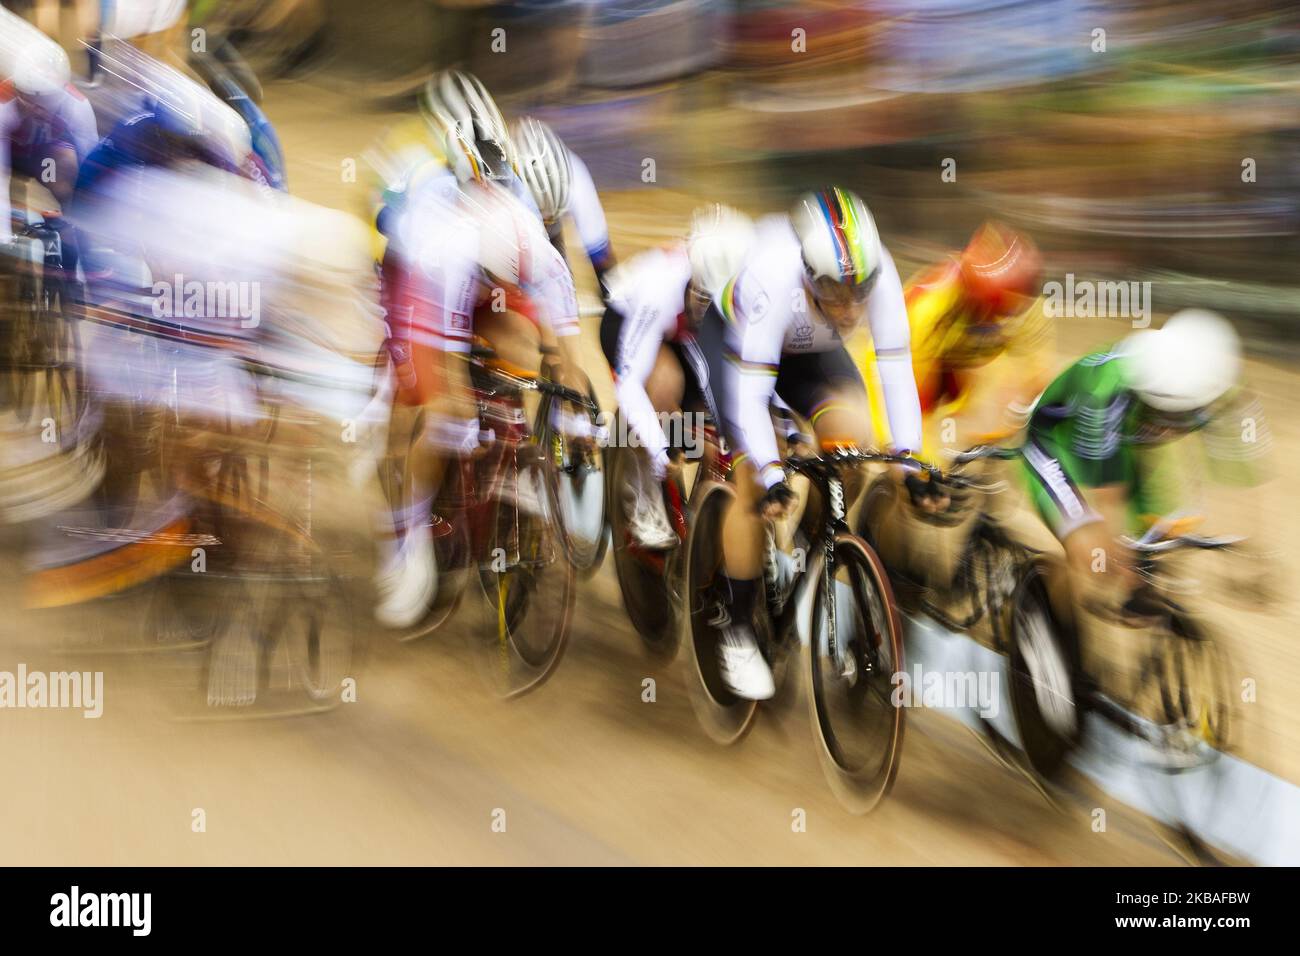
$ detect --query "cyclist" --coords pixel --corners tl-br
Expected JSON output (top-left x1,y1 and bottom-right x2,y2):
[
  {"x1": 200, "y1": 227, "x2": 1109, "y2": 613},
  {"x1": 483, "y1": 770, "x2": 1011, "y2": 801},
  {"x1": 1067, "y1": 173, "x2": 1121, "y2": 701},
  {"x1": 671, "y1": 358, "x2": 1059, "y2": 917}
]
[
  {"x1": 851, "y1": 222, "x2": 1051, "y2": 480},
  {"x1": 374, "y1": 119, "x2": 588, "y2": 628},
  {"x1": 701, "y1": 187, "x2": 922, "y2": 699},
  {"x1": 372, "y1": 70, "x2": 534, "y2": 370},
  {"x1": 512, "y1": 115, "x2": 617, "y2": 300},
  {"x1": 600, "y1": 203, "x2": 753, "y2": 547},
  {"x1": 1, "y1": 19, "x2": 97, "y2": 266},
  {"x1": 1020, "y1": 308, "x2": 1251, "y2": 608}
]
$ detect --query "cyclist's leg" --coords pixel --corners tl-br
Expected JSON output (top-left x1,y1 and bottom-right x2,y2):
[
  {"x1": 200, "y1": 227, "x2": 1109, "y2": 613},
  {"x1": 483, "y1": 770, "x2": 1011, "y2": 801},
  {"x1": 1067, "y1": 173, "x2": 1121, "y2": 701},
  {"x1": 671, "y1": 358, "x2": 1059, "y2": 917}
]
[
  {"x1": 694, "y1": 307, "x2": 764, "y2": 579},
  {"x1": 1020, "y1": 433, "x2": 1131, "y2": 601},
  {"x1": 775, "y1": 348, "x2": 873, "y2": 506}
]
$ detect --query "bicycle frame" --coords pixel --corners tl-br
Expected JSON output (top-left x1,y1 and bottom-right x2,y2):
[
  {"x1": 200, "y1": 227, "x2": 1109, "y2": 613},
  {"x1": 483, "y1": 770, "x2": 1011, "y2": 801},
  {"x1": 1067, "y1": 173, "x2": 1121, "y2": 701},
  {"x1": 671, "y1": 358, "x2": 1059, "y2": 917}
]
[{"x1": 778, "y1": 449, "x2": 906, "y2": 664}]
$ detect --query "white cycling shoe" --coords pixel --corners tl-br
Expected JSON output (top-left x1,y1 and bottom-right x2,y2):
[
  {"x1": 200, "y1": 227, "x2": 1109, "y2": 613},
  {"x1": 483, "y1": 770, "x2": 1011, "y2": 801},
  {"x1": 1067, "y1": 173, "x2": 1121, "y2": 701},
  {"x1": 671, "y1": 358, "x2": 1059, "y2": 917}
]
[
  {"x1": 717, "y1": 624, "x2": 776, "y2": 701},
  {"x1": 374, "y1": 528, "x2": 436, "y2": 628},
  {"x1": 627, "y1": 488, "x2": 677, "y2": 550}
]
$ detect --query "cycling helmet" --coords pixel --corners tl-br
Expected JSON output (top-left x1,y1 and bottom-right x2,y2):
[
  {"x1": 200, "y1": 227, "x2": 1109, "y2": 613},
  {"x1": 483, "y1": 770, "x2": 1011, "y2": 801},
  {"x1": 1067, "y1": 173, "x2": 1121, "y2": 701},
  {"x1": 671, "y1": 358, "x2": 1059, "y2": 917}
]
[
  {"x1": 152, "y1": 82, "x2": 252, "y2": 168},
  {"x1": 1123, "y1": 309, "x2": 1241, "y2": 414},
  {"x1": 959, "y1": 221, "x2": 1042, "y2": 316},
  {"x1": 420, "y1": 70, "x2": 514, "y2": 184},
  {"x1": 512, "y1": 117, "x2": 572, "y2": 223},
  {"x1": 686, "y1": 204, "x2": 755, "y2": 299},
  {"x1": 7, "y1": 32, "x2": 71, "y2": 98},
  {"x1": 790, "y1": 187, "x2": 883, "y2": 303}
]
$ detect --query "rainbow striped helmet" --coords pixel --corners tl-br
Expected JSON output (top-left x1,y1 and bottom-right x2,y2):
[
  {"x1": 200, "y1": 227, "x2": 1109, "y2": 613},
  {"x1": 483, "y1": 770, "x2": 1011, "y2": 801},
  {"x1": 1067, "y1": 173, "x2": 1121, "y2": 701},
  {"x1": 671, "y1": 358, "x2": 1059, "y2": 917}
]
[{"x1": 791, "y1": 188, "x2": 883, "y2": 301}]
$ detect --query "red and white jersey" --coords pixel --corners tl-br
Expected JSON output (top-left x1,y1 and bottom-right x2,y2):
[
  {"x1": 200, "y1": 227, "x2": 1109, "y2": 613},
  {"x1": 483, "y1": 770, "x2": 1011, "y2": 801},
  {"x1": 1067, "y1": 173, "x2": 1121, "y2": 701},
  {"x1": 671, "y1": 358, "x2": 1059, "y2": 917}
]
[{"x1": 393, "y1": 177, "x2": 579, "y2": 354}]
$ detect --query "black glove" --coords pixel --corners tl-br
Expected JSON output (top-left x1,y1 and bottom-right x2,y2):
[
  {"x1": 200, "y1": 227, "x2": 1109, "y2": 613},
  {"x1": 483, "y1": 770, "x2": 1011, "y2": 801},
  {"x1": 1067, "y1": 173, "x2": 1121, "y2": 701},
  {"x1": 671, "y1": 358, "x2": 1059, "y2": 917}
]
[{"x1": 760, "y1": 480, "x2": 797, "y2": 515}]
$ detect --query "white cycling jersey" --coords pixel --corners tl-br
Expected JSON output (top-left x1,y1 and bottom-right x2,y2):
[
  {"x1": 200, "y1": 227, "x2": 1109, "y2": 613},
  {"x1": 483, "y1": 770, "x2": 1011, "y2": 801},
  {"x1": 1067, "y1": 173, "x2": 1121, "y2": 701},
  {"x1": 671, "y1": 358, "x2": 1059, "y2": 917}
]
[
  {"x1": 719, "y1": 214, "x2": 922, "y2": 486},
  {"x1": 606, "y1": 243, "x2": 698, "y2": 476},
  {"x1": 393, "y1": 176, "x2": 579, "y2": 354}
]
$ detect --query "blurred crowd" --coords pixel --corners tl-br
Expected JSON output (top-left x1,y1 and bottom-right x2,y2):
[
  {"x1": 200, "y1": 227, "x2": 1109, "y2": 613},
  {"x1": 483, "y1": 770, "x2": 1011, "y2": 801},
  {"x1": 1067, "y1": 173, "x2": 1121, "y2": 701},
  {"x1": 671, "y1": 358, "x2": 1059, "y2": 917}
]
[{"x1": 337, "y1": 0, "x2": 1297, "y2": 338}]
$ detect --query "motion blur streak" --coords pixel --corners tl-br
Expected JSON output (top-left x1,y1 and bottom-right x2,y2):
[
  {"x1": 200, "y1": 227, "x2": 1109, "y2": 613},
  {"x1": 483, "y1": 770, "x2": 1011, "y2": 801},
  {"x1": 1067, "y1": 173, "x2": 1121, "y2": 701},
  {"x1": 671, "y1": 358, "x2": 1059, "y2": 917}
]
[{"x1": 0, "y1": 0, "x2": 1295, "y2": 865}]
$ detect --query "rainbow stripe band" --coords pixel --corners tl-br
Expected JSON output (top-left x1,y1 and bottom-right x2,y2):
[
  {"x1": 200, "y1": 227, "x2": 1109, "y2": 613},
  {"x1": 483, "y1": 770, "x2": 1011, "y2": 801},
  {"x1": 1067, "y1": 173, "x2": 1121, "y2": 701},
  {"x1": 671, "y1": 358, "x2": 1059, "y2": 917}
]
[{"x1": 815, "y1": 187, "x2": 868, "y2": 284}]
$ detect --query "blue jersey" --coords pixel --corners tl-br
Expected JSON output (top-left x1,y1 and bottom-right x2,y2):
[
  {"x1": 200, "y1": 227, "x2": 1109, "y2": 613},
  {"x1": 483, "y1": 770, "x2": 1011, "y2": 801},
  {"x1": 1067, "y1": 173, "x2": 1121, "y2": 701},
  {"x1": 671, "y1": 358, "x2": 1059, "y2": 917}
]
[{"x1": 74, "y1": 110, "x2": 239, "y2": 198}]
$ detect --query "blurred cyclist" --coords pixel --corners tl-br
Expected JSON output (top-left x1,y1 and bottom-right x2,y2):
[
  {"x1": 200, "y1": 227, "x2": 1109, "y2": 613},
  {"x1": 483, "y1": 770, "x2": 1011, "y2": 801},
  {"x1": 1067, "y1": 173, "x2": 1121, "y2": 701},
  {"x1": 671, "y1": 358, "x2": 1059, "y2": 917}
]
[
  {"x1": 600, "y1": 203, "x2": 753, "y2": 547},
  {"x1": 512, "y1": 115, "x2": 617, "y2": 301},
  {"x1": 374, "y1": 80, "x2": 588, "y2": 628},
  {"x1": 852, "y1": 222, "x2": 1052, "y2": 496},
  {"x1": 1022, "y1": 308, "x2": 1247, "y2": 610},
  {"x1": 700, "y1": 187, "x2": 922, "y2": 699},
  {"x1": 1, "y1": 17, "x2": 97, "y2": 266}
]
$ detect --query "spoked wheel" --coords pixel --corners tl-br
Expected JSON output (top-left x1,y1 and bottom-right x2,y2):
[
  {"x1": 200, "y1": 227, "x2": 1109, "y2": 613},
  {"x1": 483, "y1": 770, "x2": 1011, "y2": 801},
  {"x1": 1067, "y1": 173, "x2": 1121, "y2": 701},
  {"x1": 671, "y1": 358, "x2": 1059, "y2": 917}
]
[
  {"x1": 607, "y1": 440, "x2": 684, "y2": 659},
  {"x1": 806, "y1": 533, "x2": 906, "y2": 814},
  {"x1": 536, "y1": 380, "x2": 608, "y2": 578},
  {"x1": 472, "y1": 445, "x2": 575, "y2": 698},
  {"x1": 1142, "y1": 612, "x2": 1231, "y2": 766},
  {"x1": 37, "y1": 276, "x2": 86, "y2": 449},
  {"x1": 680, "y1": 480, "x2": 758, "y2": 744},
  {"x1": 1124, "y1": 610, "x2": 1241, "y2": 864},
  {"x1": 142, "y1": 568, "x2": 223, "y2": 652},
  {"x1": 997, "y1": 560, "x2": 1081, "y2": 780},
  {"x1": 2, "y1": 268, "x2": 41, "y2": 421},
  {"x1": 264, "y1": 568, "x2": 359, "y2": 707}
]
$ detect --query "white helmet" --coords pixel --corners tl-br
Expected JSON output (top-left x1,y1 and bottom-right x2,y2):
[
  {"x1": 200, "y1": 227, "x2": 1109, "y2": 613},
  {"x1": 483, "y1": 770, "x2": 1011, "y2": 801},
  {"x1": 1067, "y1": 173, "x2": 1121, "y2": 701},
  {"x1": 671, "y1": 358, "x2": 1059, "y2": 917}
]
[
  {"x1": 686, "y1": 204, "x2": 755, "y2": 298},
  {"x1": 790, "y1": 187, "x2": 883, "y2": 300},
  {"x1": 512, "y1": 117, "x2": 572, "y2": 223},
  {"x1": 1123, "y1": 309, "x2": 1241, "y2": 413},
  {"x1": 152, "y1": 72, "x2": 252, "y2": 167},
  {"x1": 8, "y1": 35, "x2": 71, "y2": 97},
  {"x1": 420, "y1": 70, "x2": 514, "y2": 184}
]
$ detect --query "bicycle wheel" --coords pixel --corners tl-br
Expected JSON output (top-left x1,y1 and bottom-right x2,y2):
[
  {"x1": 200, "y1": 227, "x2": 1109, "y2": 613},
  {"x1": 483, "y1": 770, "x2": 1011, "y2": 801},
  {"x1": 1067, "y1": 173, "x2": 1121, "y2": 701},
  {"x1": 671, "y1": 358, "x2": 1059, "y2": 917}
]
[
  {"x1": 2, "y1": 267, "x2": 40, "y2": 421},
  {"x1": 271, "y1": 567, "x2": 359, "y2": 706},
  {"x1": 142, "y1": 568, "x2": 222, "y2": 652},
  {"x1": 607, "y1": 439, "x2": 683, "y2": 659},
  {"x1": 680, "y1": 480, "x2": 758, "y2": 744},
  {"x1": 806, "y1": 533, "x2": 906, "y2": 814},
  {"x1": 1153, "y1": 612, "x2": 1231, "y2": 758},
  {"x1": 535, "y1": 381, "x2": 608, "y2": 577},
  {"x1": 473, "y1": 445, "x2": 575, "y2": 697},
  {"x1": 997, "y1": 559, "x2": 1081, "y2": 780},
  {"x1": 38, "y1": 275, "x2": 85, "y2": 450}
]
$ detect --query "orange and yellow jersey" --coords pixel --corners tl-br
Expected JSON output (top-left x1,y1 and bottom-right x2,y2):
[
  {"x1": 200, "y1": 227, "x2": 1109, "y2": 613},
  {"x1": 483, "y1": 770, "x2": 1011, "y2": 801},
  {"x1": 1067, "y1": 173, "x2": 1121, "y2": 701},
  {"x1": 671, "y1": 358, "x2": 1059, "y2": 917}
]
[{"x1": 848, "y1": 258, "x2": 1053, "y2": 454}]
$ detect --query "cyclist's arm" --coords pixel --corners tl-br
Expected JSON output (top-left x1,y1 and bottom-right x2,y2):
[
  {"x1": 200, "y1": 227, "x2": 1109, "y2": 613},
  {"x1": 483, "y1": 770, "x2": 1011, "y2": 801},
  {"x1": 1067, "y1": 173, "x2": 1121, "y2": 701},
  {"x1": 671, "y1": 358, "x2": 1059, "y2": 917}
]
[
  {"x1": 567, "y1": 152, "x2": 614, "y2": 275},
  {"x1": 612, "y1": 294, "x2": 675, "y2": 477},
  {"x1": 524, "y1": 236, "x2": 592, "y2": 416},
  {"x1": 523, "y1": 231, "x2": 581, "y2": 339},
  {"x1": 62, "y1": 89, "x2": 100, "y2": 163},
  {"x1": 865, "y1": 247, "x2": 922, "y2": 455},
  {"x1": 728, "y1": 270, "x2": 786, "y2": 489}
]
